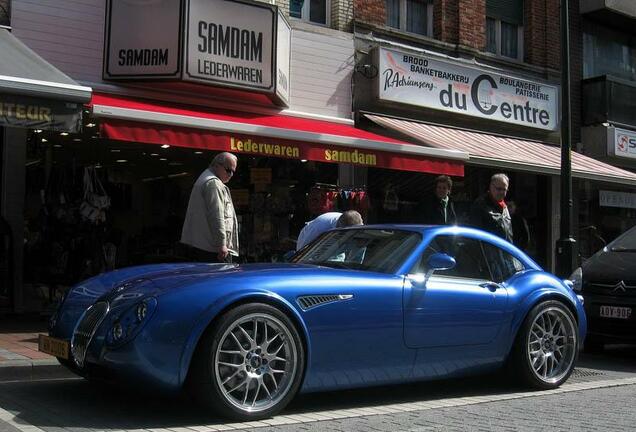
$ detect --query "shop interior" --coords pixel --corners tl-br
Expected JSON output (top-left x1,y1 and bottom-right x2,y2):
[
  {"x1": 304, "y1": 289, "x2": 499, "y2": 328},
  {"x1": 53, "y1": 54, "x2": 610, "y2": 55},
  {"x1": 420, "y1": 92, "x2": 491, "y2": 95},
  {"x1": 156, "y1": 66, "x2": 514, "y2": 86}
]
[{"x1": 19, "y1": 127, "x2": 347, "y2": 310}]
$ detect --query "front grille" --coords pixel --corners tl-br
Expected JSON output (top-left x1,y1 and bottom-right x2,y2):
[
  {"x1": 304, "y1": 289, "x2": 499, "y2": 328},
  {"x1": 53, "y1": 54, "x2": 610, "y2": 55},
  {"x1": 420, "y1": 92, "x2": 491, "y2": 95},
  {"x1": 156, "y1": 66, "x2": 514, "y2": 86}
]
[
  {"x1": 71, "y1": 301, "x2": 109, "y2": 368},
  {"x1": 586, "y1": 280, "x2": 636, "y2": 298}
]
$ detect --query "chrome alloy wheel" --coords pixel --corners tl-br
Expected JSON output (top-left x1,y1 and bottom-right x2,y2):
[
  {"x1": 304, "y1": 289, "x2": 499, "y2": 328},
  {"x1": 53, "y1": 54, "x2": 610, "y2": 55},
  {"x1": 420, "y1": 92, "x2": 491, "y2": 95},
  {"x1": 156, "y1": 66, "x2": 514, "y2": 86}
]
[
  {"x1": 214, "y1": 312, "x2": 298, "y2": 413},
  {"x1": 526, "y1": 306, "x2": 577, "y2": 384}
]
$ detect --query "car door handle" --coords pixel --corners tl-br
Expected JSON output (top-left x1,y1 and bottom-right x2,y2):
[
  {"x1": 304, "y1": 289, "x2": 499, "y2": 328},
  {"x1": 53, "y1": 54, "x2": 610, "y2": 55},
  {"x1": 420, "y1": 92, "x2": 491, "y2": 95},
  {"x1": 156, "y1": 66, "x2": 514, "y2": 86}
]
[{"x1": 480, "y1": 282, "x2": 501, "y2": 292}]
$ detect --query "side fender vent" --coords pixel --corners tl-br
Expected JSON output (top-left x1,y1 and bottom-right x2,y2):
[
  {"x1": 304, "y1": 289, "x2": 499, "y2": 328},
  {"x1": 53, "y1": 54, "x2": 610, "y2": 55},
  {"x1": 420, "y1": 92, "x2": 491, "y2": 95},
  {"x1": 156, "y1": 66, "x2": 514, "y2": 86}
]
[{"x1": 297, "y1": 294, "x2": 353, "y2": 311}]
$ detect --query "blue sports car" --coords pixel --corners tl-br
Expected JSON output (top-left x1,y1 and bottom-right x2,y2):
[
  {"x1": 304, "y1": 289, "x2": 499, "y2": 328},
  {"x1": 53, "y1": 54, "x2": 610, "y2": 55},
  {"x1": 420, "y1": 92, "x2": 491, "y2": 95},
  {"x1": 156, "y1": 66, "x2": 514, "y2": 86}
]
[{"x1": 41, "y1": 225, "x2": 586, "y2": 420}]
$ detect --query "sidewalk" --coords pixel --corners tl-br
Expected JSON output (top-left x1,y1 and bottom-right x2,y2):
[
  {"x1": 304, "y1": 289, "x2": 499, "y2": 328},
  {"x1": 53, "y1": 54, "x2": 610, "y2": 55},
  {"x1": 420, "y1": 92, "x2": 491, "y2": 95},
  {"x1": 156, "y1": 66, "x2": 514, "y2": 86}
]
[{"x1": 0, "y1": 316, "x2": 74, "y2": 382}]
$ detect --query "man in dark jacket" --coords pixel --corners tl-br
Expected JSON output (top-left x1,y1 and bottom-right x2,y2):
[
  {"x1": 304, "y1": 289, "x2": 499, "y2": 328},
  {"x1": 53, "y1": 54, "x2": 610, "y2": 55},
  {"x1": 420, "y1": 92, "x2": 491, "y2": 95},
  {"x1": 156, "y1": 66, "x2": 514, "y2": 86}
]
[
  {"x1": 420, "y1": 175, "x2": 457, "y2": 225},
  {"x1": 469, "y1": 173, "x2": 513, "y2": 243}
]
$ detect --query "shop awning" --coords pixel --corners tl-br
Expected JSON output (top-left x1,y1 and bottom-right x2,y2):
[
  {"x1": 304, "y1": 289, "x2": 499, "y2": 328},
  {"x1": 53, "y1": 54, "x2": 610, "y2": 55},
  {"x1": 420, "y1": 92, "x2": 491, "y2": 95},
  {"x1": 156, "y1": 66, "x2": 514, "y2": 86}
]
[
  {"x1": 366, "y1": 114, "x2": 636, "y2": 186},
  {"x1": 91, "y1": 93, "x2": 467, "y2": 176},
  {"x1": 0, "y1": 29, "x2": 92, "y2": 132},
  {"x1": 0, "y1": 29, "x2": 91, "y2": 102}
]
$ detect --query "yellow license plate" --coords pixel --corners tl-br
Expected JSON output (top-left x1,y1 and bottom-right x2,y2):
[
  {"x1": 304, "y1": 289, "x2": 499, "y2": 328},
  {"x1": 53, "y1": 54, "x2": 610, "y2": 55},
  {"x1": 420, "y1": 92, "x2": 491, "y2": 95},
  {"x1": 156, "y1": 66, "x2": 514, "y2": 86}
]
[{"x1": 38, "y1": 334, "x2": 70, "y2": 360}]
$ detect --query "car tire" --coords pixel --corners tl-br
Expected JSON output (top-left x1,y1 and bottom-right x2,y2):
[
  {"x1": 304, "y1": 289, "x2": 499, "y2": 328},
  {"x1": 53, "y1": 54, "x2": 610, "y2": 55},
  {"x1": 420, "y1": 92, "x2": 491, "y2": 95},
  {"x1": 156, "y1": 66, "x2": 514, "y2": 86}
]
[
  {"x1": 512, "y1": 300, "x2": 578, "y2": 390},
  {"x1": 189, "y1": 303, "x2": 305, "y2": 421},
  {"x1": 583, "y1": 334, "x2": 604, "y2": 353}
]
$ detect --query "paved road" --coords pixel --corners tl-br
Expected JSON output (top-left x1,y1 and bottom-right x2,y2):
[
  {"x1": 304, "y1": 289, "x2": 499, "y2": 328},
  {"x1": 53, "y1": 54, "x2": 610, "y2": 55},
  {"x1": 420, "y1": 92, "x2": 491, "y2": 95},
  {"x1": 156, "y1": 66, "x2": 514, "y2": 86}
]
[{"x1": 0, "y1": 346, "x2": 635, "y2": 432}]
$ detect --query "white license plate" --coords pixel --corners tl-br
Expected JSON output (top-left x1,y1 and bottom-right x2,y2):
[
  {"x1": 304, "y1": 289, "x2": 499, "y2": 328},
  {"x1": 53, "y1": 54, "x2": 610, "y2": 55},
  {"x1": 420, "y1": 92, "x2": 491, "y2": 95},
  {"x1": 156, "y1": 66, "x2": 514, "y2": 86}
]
[{"x1": 599, "y1": 306, "x2": 632, "y2": 320}]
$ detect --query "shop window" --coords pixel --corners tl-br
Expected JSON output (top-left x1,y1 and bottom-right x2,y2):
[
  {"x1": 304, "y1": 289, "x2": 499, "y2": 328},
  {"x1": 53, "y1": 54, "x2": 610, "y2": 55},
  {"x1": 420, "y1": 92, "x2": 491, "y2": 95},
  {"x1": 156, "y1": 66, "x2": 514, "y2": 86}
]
[
  {"x1": 290, "y1": 0, "x2": 330, "y2": 26},
  {"x1": 385, "y1": 0, "x2": 433, "y2": 37},
  {"x1": 486, "y1": 0, "x2": 524, "y2": 60},
  {"x1": 0, "y1": 0, "x2": 10, "y2": 27}
]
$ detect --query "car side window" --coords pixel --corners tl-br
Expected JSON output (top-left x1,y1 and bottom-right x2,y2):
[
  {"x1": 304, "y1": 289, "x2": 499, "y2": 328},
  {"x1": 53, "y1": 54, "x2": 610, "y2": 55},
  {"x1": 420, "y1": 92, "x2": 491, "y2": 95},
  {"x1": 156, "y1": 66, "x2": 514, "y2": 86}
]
[
  {"x1": 412, "y1": 235, "x2": 490, "y2": 280},
  {"x1": 481, "y1": 241, "x2": 525, "y2": 283}
]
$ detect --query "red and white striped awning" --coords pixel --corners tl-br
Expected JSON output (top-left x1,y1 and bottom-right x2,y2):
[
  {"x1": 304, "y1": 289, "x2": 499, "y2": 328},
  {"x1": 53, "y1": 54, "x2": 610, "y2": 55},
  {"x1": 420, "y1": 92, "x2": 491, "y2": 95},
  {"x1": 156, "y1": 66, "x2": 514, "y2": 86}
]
[{"x1": 366, "y1": 114, "x2": 636, "y2": 186}]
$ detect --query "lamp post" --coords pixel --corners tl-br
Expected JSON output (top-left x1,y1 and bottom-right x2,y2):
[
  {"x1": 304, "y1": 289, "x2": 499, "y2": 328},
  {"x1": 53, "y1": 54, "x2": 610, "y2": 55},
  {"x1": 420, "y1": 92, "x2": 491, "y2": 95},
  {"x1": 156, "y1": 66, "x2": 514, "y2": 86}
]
[{"x1": 555, "y1": 0, "x2": 576, "y2": 278}]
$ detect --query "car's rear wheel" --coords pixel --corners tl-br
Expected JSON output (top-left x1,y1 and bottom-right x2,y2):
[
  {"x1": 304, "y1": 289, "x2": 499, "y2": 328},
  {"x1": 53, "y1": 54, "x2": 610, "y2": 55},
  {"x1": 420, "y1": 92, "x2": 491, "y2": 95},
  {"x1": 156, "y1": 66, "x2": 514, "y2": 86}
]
[
  {"x1": 190, "y1": 303, "x2": 304, "y2": 421},
  {"x1": 512, "y1": 300, "x2": 578, "y2": 389}
]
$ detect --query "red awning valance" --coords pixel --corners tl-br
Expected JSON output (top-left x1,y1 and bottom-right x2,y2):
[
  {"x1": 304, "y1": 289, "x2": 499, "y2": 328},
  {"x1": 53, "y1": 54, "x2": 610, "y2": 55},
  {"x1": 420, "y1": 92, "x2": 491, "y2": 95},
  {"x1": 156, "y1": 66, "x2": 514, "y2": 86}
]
[{"x1": 91, "y1": 93, "x2": 466, "y2": 176}]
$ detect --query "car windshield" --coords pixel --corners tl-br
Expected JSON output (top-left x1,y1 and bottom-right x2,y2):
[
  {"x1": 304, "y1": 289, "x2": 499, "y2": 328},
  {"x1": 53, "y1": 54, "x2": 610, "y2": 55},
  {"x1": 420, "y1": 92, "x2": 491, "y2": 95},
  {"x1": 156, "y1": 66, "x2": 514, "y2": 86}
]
[
  {"x1": 609, "y1": 225, "x2": 636, "y2": 252},
  {"x1": 293, "y1": 228, "x2": 421, "y2": 273}
]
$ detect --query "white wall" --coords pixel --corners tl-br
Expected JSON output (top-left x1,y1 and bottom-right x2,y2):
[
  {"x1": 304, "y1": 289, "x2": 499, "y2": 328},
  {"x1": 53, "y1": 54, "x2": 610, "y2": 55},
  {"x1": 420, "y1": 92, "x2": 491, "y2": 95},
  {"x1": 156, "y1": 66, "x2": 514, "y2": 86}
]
[{"x1": 11, "y1": 0, "x2": 353, "y2": 120}]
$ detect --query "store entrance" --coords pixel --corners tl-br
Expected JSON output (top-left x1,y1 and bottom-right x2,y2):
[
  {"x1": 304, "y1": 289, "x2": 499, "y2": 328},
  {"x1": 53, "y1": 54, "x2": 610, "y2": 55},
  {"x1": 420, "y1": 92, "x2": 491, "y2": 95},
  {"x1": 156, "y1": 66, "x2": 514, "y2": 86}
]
[{"x1": 20, "y1": 134, "x2": 343, "y2": 310}]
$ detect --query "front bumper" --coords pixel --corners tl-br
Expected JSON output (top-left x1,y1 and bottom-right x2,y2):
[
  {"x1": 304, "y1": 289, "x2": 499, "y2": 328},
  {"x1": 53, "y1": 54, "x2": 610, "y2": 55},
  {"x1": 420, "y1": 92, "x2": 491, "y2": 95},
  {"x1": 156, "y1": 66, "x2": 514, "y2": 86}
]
[{"x1": 583, "y1": 293, "x2": 636, "y2": 343}]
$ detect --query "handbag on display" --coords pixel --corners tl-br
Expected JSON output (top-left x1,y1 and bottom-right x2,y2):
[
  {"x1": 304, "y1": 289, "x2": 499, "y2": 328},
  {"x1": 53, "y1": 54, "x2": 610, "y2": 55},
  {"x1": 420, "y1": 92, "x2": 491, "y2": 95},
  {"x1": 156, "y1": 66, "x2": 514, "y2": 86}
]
[{"x1": 80, "y1": 167, "x2": 111, "y2": 224}]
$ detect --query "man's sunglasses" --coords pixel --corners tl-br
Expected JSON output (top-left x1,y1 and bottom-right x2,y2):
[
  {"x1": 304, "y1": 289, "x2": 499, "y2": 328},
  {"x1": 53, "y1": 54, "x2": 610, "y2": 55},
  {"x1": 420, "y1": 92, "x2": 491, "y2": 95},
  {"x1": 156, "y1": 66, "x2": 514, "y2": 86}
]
[{"x1": 217, "y1": 163, "x2": 235, "y2": 176}]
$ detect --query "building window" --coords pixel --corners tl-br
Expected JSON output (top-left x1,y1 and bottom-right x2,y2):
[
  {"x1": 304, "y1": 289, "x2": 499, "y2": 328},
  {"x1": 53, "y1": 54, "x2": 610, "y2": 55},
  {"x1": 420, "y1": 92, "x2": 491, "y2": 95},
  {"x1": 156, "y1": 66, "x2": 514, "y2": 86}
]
[
  {"x1": 486, "y1": 18, "x2": 523, "y2": 60},
  {"x1": 583, "y1": 20, "x2": 636, "y2": 81},
  {"x1": 290, "y1": 0, "x2": 330, "y2": 26},
  {"x1": 386, "y1": 0, "x2": 433, "y2": 37},
  {"x1": 486, "y1": 0, "x2": 524, "y2": 60}
]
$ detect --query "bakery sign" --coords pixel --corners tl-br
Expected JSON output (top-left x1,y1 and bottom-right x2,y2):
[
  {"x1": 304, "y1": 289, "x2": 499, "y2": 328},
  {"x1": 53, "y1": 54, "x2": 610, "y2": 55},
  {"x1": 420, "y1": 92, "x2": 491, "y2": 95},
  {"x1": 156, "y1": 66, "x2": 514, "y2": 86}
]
[
  {"x1": 374, "y1": 47, "x2": 559, "y2": 131},
  {"x1": 103, "y1": 0, "x2": 291, "y2": 105}
]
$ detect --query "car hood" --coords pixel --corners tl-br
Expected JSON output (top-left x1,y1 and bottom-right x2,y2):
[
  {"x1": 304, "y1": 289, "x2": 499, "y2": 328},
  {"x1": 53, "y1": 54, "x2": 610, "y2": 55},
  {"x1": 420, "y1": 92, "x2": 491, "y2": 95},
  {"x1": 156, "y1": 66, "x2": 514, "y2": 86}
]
[
  {"x1": 62, "y1": 262, "x2": 335, "y2": 308},
  {"x1": 582, "y1": 249, "x2": 636, "y2": 283}
]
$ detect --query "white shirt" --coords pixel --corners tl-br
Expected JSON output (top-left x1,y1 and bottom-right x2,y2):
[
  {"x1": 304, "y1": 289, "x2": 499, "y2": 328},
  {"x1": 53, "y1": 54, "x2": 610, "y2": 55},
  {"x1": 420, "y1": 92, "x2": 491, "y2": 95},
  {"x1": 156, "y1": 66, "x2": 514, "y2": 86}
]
[{"x1": 296, "y1": 212, "x2": 342, "y2": 251}]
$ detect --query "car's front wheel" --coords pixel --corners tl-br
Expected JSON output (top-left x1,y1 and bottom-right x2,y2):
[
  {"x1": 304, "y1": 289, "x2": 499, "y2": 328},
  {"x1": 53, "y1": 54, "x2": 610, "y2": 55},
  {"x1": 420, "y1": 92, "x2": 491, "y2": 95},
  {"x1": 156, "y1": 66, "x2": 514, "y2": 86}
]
[
  {"x1": 190, "y1": 303, "x2": 305, "y2": 421},
  {"x1": 512, "y1": 300, "x2": 578, "y2": 389}
]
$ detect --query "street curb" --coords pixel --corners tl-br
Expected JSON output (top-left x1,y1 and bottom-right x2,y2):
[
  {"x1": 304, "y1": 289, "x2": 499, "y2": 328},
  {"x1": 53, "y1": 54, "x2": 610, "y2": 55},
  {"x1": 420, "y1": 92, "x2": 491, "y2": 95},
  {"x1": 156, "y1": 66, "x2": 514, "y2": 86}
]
[{"x1": 0, "y1": 359, "x2": 77, "y2": 382}]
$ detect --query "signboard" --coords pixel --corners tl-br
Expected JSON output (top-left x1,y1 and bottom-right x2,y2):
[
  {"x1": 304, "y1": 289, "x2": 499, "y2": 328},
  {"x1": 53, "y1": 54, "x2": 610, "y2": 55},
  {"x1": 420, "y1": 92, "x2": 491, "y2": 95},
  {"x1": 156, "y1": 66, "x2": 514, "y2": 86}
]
[
  {"x1": 104, "y1": 0, "x2": 182, "y2": 79},
  {"x1": 600, "y1": 190, "x2": 636, "y2": 209},
  {"x1": 0, "y1": 94, "x2": 82, "y2": 132},
  {"x1": 375, "y1": 48, "x2": 559, "y2": 131},
  {"x1": 612, "y1": 127, "x2": 636, "y2": 160},
  {"x1": 275, "y1": 13, "x2": 292, "y2": 105},
  {"x1": 185, "y1": 0, "x2": 276, "y2": 91},
  {"x1": 103, "y1": 0, "x2": 290, "y2": 105}
]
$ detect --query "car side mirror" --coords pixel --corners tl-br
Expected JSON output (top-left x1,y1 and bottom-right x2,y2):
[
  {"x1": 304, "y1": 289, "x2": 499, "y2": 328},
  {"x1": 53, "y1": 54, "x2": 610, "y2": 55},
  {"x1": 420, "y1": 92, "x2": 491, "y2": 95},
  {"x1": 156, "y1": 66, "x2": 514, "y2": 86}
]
[
  {"x1": 408, "y1": 253, "x2": 456, "y2": 289},
  {"x1": 428, "y1": 252, "x2": 456, "y2": 271}
]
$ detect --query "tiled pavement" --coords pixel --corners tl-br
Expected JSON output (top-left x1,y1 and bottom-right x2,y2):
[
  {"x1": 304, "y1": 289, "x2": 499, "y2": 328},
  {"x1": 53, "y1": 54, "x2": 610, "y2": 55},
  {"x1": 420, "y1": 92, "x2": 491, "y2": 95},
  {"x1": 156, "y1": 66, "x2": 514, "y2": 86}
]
[{"x1": 0, "y1": 320, "x2": 74, "y2": 382}]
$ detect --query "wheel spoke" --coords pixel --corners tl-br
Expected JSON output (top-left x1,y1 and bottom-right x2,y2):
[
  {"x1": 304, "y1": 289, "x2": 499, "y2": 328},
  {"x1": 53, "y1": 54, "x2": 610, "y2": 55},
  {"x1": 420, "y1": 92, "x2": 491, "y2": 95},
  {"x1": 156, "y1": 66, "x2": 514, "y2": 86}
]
[
  {"x1": 251, "y1": 381, "x2": 261, "y2": 407},
  {"x1": 229, "y1": 331, "x2": 247, "y2": 353},
  {"x1": 237, "y1": 324, "x2": 255, "y2": 349},
  {"x1": 267, "y1": 371, "x2": 279, "y2": 390},
  {"x1": 253, "y1": 318, "x2": 258, "y2": 345},
  {"x1": 218, "y1": 361, "x2": 242, "y2": 368},
  {"x1": 220, "y1": 350, "x2": 243, "y2": 355},
  {"x1": 242, "y1": 379, "x2": 251, "y2": 405},
  {"x1": 222, "y1": 368, "x2": 242, "y2": 385},
  {"x1": 261, "y1": 379, "x2": 273, "y2": 400},
  {"x1": 227, "y1": 378, "x2": 248, "y2": 394}
]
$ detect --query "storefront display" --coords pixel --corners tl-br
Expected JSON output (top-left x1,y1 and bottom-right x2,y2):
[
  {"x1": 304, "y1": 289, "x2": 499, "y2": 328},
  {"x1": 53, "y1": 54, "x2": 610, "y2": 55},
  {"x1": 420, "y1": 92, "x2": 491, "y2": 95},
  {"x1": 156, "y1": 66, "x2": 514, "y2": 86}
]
[{"x1": 19, "y1": 134, "x2": 342, "y2": 301}]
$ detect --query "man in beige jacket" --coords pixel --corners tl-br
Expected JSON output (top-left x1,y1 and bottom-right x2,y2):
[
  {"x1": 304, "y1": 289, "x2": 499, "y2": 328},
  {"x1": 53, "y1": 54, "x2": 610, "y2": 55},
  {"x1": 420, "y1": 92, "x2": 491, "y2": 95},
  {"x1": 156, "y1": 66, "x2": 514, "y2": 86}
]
[{"x1": 181, "y1": 152, "x2": 239, "y2": 262}]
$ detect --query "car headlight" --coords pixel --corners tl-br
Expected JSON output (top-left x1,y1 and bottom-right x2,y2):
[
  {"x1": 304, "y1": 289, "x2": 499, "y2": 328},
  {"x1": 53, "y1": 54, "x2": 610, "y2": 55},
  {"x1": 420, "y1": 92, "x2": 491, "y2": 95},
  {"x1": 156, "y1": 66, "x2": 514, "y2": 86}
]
[
  {"x1": 568, "y1": 267, "x2": 583, "y2": 293},
  {"x1": 106, "y1": 297, "x2": 157, "y2": 347}
]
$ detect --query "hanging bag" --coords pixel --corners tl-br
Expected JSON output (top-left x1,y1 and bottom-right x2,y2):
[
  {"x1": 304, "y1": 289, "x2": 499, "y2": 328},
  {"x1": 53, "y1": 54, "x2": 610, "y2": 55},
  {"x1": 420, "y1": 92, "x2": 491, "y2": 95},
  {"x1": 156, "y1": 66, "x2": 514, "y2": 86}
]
[{"x1": 80, "y1": 167, "x2": 111, "y2": 224}]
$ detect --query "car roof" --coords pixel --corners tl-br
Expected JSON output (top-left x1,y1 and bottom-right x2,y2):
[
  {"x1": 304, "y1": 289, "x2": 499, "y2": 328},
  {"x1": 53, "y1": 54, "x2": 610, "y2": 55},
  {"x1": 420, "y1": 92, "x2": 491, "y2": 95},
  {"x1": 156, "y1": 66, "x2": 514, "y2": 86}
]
[{"x1": 339, "y1": 224, "x2": 539, "y2": 269}]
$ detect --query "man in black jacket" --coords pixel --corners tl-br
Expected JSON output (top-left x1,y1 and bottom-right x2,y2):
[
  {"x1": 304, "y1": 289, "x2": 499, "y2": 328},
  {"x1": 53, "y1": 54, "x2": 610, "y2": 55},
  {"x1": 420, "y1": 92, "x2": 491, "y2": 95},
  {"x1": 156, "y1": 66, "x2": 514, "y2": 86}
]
[
  {"x1": 420, "y1": 175, "x2": 457, "y2": 225},
  {"x1": 469, "y1": 173, "x2": 513, "y2": 243}
]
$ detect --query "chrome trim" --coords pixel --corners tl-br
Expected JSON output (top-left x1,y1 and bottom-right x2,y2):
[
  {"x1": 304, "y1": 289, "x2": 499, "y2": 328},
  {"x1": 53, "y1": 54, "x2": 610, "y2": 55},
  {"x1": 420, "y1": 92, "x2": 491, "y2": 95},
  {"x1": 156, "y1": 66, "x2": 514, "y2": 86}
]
[{"x1": 296, "y1": 294, "x2": 353, "y2": 311}]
